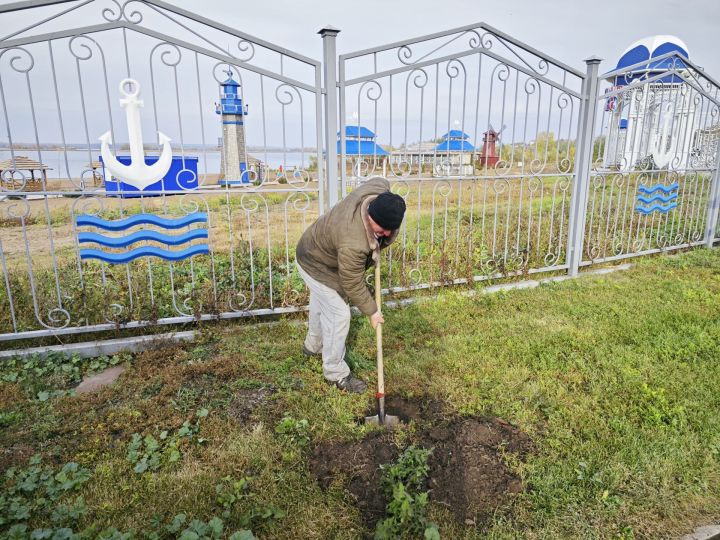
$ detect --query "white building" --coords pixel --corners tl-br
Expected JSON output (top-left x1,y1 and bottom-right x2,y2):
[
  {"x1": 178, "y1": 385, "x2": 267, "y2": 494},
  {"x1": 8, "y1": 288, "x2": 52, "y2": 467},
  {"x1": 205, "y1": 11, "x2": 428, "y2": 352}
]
[
  {"x1": 389, "y1": 131, "x2": 476, "y2": 176},
  {"x1": 603, "y1": 35, "x2": 705, "y2": 171}
]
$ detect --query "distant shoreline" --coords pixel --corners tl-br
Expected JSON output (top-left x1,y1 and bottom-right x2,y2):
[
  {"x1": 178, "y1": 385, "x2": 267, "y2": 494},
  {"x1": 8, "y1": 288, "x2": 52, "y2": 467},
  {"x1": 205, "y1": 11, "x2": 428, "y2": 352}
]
[{"x1": 0, "y1": 144, "x2": 318, "y2": 153}]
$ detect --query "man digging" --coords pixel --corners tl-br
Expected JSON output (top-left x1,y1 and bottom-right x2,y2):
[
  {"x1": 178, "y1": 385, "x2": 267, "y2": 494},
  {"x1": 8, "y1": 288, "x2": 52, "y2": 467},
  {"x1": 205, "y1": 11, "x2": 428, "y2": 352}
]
[{"x1": 296, "y1": 177, "x2": 406, "y2": 393}]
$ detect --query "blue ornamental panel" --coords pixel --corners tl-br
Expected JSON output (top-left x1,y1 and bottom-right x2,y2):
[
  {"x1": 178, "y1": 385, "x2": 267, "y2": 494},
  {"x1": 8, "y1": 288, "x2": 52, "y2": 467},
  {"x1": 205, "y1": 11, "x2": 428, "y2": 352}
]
[
  {"x1": 635, "y1": 183, "x2": 679, "y2": 214},
  {"x1": 75, "y1": 212, "x2": 210, "y2": 264}
]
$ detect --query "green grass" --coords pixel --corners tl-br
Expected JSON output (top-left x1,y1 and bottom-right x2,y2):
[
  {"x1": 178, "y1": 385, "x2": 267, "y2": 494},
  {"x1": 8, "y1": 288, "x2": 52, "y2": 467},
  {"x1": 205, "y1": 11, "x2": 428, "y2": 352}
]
[{"x1": 2, "y1": 248, "x2": 720, "y2": 538}]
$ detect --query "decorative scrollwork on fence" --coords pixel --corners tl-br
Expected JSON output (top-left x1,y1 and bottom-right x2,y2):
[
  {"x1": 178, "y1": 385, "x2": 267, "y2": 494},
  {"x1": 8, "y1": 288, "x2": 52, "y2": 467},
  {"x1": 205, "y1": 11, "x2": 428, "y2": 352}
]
[{"x1": 0, "y1": 169, "x2": 29, "y2": 192}]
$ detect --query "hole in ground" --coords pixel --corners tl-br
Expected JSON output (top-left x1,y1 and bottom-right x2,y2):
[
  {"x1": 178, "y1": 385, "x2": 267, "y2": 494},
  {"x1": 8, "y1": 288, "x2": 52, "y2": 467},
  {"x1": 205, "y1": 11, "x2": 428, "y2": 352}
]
[
  {"x1": 312, "y1": 396, "x2": 532, "y2": 529},
  {"x1": 359, "y1": 394, "x2": 446, "y2": 425}
]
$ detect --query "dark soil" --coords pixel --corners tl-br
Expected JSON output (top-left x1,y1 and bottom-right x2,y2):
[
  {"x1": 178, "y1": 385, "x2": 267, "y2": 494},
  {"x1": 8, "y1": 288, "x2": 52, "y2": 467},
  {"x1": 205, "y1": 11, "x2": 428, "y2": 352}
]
[
  {"x1": 310, "y1": 430, "x2": 400, "y2": 526},
  {"x1": 422, "y1": 416, "x2": 532, "y2": 523},
  {"x1": 309, "y1": 396, "x2": 532, "y2": 528},
  {"x1": 370, "y1": 394, "x2": 446, "y2": 424}
]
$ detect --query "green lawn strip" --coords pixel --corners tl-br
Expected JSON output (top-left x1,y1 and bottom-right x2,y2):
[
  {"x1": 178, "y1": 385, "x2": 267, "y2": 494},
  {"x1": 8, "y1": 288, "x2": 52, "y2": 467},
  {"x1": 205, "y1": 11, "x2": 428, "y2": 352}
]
[
  {"x1": 1, "y1": 249, "x2": 719, "y2": 538},
  {"x1": 380, "y1": 249, "x2": 720, "y2": 537}
]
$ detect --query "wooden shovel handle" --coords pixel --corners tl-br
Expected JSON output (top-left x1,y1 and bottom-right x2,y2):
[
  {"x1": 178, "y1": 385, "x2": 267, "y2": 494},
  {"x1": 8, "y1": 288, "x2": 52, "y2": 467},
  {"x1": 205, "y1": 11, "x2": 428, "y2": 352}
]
[{"x1": 374, "y1": 261, "x2": 385, "y2": 397}]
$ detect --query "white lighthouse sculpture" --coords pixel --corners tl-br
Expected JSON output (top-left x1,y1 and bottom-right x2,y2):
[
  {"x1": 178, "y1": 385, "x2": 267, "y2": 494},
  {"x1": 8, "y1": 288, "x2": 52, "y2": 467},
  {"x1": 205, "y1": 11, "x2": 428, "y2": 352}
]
[
  {"x1": 216, "y1": 70, "x2": 250, "y2": 184},
  {"x1": 602, "y1": 35, "x2": 696, "y2": 171}
]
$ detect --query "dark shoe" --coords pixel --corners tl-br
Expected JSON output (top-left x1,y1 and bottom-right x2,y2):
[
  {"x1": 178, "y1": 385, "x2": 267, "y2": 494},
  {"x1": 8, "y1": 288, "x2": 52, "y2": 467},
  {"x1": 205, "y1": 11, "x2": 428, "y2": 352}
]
[
  {"x1": 334, "y1": 374, "x2": 367, "y2": 393},
  {"x1": 302, "y1": 345, "x2": 320, "y2": 358}
]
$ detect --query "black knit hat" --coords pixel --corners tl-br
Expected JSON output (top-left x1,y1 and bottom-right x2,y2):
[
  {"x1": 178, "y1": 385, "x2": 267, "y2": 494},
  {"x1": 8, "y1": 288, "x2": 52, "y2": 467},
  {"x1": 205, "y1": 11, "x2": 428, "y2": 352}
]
[{"x1": 368, "y1": 191, "x2": 406, "y2": 230}]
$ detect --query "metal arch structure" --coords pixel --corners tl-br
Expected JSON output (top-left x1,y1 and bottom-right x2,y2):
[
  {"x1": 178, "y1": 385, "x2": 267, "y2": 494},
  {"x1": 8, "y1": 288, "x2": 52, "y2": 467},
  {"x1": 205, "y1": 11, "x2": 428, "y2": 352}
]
[
  {"x1": 0, "y1": 0, "x2": 325, "y2": 341},
  {"x1": 337, "y1": 22, "x2": 588, "y2": 293}
]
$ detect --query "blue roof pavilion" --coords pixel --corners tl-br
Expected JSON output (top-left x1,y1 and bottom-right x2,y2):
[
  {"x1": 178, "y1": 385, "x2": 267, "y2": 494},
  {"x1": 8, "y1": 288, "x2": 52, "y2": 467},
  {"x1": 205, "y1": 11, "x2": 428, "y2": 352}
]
[
  {"x1": 342, "y1": 125, "x2": 376, "y2": 139},
  {"x1": 435, "y1": 130, "x2": 475, "y2": 152},
  {"x1": 440, "y1": 130, "x2": 470, "y2": 140},
  {"x1": 337, "y1": 125, "x2": 389, "y2": 156}
]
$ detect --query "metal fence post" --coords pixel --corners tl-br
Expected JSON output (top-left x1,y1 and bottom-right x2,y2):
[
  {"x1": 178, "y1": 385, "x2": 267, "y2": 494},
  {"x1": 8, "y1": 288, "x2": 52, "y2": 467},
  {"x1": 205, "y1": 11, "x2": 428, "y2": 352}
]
[
  {"x1": 567, "y1": 57, "x2": 602, "y2": 276},
  {"x1": 703, "y1": 143, "x2": 720, "y2": 247},
  {"x1": 319, "y1": 26, "x2": 340, "y2": 210}
]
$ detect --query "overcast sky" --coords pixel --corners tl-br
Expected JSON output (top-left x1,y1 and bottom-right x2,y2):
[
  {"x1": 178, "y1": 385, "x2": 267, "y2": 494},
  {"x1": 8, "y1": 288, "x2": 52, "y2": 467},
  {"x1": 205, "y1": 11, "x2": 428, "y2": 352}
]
[
  {"x1": 166, "y1": 0, "x2": 720, "y2": 79},
  {"x1": 0, "y1": 0, "x2": 718, "y2": 156}
]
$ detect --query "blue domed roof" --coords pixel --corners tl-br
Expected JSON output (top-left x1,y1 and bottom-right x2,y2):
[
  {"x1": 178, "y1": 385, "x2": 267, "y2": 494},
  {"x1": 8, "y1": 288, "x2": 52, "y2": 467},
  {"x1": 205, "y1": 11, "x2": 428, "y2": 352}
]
[
  {"x1": 339, "y1": 126, "x2": 376, "y2": 139},
  {"x1": 337, "y1": 125, "x2": 388, "y2": 155},
  {"x1": 337, "y1": 139, "x2": 389, "y2": 156},
  {"x1": 612, "y1": 35, "x2": 689, "y2": 86},
  {"x1": 440, "y1": 130, "x2": 470, "y2": 140},
  {"x1": 435, "y1": 139, "x2": 475, "y2": 152}
]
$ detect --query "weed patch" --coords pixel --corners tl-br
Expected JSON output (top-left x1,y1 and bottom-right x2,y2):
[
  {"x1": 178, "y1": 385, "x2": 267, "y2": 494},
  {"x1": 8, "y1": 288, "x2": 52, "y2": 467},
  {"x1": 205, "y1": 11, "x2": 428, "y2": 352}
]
[
  {"x1": 1, "y1": 456, "x2": 92, "y2": 536},
  {"x1": 0, "y1": 352, "x2": 131, "y2": 401},
  {"x1": 126, "y1": 410, "x2": 208, "y2": 473},
  {"x1": 374, "y1": 446, "x2": 439, "y2": 540}
]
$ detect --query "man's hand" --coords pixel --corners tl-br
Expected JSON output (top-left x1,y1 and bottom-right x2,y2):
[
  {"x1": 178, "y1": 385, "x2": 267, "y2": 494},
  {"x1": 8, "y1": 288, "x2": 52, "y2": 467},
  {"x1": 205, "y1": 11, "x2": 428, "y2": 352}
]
[{"x1": 370, "y1": 311, "x2": 384, "y2": 329}]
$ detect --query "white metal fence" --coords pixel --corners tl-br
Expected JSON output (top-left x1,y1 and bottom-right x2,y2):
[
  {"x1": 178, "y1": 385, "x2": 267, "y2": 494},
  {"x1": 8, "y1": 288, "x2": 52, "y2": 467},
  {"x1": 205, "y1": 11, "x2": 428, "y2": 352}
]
[
  {"x1": 580, "y1": 54, "x2": 720, "y2": 266},
  {"x1": 0, "y1": 0, "x2": 323, "y2": 340},
  {"x1": 0, "y1": 2, "x2": 718, "y2": 343}
]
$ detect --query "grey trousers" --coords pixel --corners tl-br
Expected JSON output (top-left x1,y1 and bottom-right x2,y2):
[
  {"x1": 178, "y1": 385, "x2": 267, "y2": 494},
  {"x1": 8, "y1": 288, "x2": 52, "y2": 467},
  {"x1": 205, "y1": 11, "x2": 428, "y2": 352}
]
[{"x1": 296, "y1": 262, "x2": 351, "y2": 382}]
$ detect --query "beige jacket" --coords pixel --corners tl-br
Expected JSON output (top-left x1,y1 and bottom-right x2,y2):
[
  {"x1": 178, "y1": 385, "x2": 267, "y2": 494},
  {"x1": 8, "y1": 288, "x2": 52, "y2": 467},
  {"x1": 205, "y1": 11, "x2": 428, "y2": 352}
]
[{"x1": 296, "y1": 177, "x2": 399, "y2": 315}]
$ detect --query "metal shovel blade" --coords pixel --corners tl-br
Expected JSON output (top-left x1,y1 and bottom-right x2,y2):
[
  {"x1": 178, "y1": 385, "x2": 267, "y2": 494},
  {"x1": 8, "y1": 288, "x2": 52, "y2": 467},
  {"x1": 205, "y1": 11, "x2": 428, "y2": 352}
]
[
  {"x1": 364, "y1": 396, "x2": 401, "y2": 427},
  {"x1": 364, "y1": 413, "x2": 401, "y2": 427}
]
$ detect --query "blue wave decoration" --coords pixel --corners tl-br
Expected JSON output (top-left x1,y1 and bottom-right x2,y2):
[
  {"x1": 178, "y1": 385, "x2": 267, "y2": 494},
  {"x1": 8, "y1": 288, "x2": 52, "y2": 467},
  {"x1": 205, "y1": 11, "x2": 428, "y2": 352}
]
[
  {"x1": 80, "y1": 244, "x2": 210, "y2": 265},
  {"x1": 75, "y1": 212, "x2": 208, "y2": 231},
  {"x1": 636, "y1": 203, "x2": 678, "y2": 215},
  {"x1": 78, "y1": 229, "x2": 208, "y2": 248},
  {"x1": 638, "y1": 183, "x2": 680, "y2": 195},
  {"x1": 636, "y1": 193, "x2": 678, "y2": 205}
]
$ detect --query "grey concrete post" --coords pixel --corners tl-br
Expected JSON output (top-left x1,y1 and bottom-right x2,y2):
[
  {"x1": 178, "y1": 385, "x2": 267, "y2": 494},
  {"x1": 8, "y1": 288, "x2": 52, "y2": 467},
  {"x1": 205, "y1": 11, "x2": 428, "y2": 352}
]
[
  {"x1": 567, "y1": 57, "x2": 602, "y2": 276},
  {"x1": 319, "y1": 26, "x2": 340, "y2": 210},
  {"x1": 703, "y1": 143, "x2": 720, "y2": 247}
]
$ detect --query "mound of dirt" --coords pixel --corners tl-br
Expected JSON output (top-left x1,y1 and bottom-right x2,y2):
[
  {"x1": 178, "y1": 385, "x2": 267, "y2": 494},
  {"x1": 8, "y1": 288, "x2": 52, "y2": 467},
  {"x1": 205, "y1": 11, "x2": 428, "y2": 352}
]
[
  {"x1": 375, "y1": 394, "x2": 446, "y2": 424},
  {"x1": 423, "y1": 417, "x2": 532, "y2": 523},
  {"x1": 310, "y1": 431, "x2": 399, "y2": 525},
  {"x1": 309, "y1": 397, "x2": 532, "y2": 528}
]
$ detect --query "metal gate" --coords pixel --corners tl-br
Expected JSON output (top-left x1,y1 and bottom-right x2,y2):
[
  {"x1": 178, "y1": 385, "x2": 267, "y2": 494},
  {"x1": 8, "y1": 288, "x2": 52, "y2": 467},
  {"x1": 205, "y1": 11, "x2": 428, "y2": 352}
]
[
  {"x1": 336, "y1": 23, "x2": 587, "y2": 291},
  {"x1": 578, "y1": 51, "x2": 720, "y2": 266},
  {"x1": 0, "y1": 0, "x2": 325, "y2": 341}
]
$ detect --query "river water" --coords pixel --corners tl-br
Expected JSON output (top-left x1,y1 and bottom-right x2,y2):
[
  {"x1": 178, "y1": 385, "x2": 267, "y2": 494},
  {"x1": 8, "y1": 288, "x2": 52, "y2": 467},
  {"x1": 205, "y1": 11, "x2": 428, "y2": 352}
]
[{"x1": 0, "y1": 149, "x2": 312, "y2": 179}]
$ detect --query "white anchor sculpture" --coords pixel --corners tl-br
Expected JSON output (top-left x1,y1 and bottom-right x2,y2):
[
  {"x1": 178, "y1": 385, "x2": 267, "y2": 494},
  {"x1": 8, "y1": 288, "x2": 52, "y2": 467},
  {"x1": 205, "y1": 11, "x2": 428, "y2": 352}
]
[
  {"x1": 100, "y1": 79, "x2": 172, "y2": 190},
  {"x1": 651, "y1": 102, "x2": 674, "y2": 169}
]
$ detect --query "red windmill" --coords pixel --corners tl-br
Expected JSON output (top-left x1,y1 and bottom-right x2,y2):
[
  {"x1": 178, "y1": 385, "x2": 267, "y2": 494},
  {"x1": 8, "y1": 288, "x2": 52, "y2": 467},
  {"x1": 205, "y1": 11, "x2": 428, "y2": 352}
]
[{"x1": 478, "y1": 124, "x2": 505, "y2": 168}]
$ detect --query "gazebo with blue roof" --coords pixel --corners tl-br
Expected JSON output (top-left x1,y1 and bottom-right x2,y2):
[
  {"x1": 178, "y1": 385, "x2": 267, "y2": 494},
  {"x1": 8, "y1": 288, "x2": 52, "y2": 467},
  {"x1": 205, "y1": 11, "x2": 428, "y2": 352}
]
[
  {"x1": 602, "y1": 35, "x2": 696, "y2": 171},
  {"x1": 338, "y1": 126, "x2": 389, "y2": 157},
  {"x1": 435, "y1": 130, "x2": 475, "y2": 152},
  {"x1": 434, "y1": 130, "x2": 475, "y2": 175},
  {"x1": 338, "y1": 125, "x2": 390, "y2": 178},
  {"x1": 610, "y1": 35, "x2": 689, "y2": 86}
]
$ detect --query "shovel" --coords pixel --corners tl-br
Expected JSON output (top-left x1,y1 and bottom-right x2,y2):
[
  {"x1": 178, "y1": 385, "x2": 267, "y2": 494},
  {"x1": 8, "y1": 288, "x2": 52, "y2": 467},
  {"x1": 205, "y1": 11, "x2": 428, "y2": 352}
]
[{"x1": 365, "y1": 259, "x2": 400, "y2": 427}]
